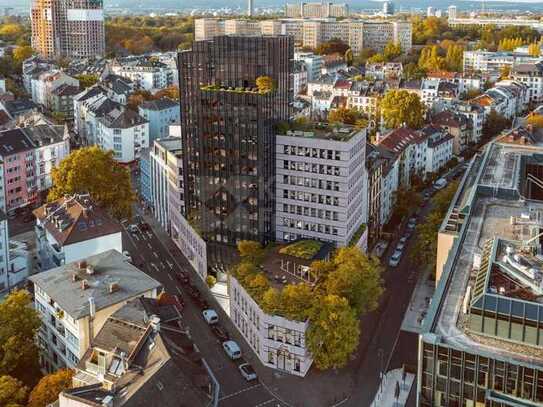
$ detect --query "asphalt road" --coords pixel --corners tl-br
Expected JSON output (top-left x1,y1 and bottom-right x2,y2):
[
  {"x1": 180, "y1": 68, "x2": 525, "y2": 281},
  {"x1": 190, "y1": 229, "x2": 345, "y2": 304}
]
[{"x1": 120, "y1": 218, "x2": 287, "y2": 407}]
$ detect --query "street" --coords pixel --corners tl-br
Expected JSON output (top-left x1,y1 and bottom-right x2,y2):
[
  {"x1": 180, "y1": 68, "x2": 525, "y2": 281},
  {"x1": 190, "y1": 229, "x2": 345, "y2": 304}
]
[{"x1": 120, "y1": 214, "x2": 287, "y2": 407}]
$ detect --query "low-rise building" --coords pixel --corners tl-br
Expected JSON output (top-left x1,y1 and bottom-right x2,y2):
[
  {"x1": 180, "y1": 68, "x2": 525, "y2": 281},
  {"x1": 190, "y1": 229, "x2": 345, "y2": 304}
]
[
  {"x1": 58, "y1": 295, "x2": 219, "y2": 407},
  {"x1": 50, "y1": 84, "x2": 80, "y2": 118},
  {"x1": 432, "y1": 110, "x2": 472, "y2": 155},
  {"x1": 293, "y1": 61, "x2": 308, "y2": 95},
  {"x1": 365, "y1": 62, "x2": 403, "y2": 81},
  {"x1": 97, "y1": 108, "x2": 149, "y2": 164},
  {"x1": 463, "y1": 50, "x2": 542, "y2": 77},
  {"x1": 230, "y1": 241, "x2": 333, "y2": 377},
  {"x1": 138, "y1": 98, "x2": 180, "y2": 144},
  {"x1": 423, "y1": 125, "x2": 454, "y2": 175},
  {"x1": 512, "y1": 61, "x2": 543, "y2": 104},
  {"x1": 275, "y1": 125, "x2": 367, "y2": 248},
  {"x1": 110, "y1": 57, "x2": 177, "y2": 92},
  {"x1": 33, "y1": 194, "x2": 123, "y2": 271},
  {"x1": 29, "y1": 250, "x2": 162, "y2": 373}
]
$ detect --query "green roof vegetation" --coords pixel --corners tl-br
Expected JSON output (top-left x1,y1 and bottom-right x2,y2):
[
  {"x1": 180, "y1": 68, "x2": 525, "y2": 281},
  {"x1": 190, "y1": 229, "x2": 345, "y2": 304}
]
[
  {"x1": 278, "y1": 240, "x2": 323, "y2": 260},
  {"x1": 232, "y1": 240, "x2": 385, "y2": 371},
  {"x1": 200, "y1": 82, "x2": 273, "y2": 95},
  {"x1": 348, "y1": 223, "x2": 367, "y2": 247}
]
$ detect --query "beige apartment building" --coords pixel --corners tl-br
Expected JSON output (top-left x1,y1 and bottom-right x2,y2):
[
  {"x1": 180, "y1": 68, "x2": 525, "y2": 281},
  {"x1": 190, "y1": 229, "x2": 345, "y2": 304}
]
[
  {"x1": 194, "y1": 18, "x2": 412, "y2": 55},
  {"x1": 285, "y1": 2, "x2": 349, "y2": 18},
  {"x1": 31, "y1": 0, "x2": 106, "y2": 58}
]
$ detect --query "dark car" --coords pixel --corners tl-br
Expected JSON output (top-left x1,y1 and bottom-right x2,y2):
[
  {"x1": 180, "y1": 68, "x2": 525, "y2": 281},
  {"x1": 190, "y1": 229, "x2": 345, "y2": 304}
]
[
  {"x1": 176, "y1": 271, "x2": 190, "y2": 285},
  {"x1": 22, "y1": 213, "x2": 35, "y2": 223},
  {"x1": 211, "y1": 325, "x2": 229, "y2": 342},
  {"x1": 139, "y1": 222, "x2": 150, "y2": 232}
]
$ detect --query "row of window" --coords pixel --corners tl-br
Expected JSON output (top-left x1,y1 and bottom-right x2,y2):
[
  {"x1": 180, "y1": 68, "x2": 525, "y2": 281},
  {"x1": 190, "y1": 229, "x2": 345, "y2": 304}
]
[
  {"x1": 281, "y1": 203, "x2": 340, "y2": 221},
  {"x1": 281, "y1": 217, "x2": 340, "y2": 236},
  {"x1": 282, "y1": 145, "x2": 342, "y2": 160},
  {"x1": 282, "y1": 189, "x2": 341, "y2": 206},
  {"x1": 283, "y1": 160, "x2": 341, "y2": 176},
  {"x1": 282, "y1": 175, "x2": 341, "y2": 191}
]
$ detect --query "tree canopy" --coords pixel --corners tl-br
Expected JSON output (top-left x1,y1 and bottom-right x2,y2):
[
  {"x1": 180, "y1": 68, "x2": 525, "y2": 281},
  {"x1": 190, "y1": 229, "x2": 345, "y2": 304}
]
[
  {"x1": 0, "y1": 290, "x2": 41, "y2": 387},
  {"x1": 48, "y1": 146, "x2": 135, "y2": 219},
  {"x1": 315, "y1": 38, "x2": 349, "y2": 55},
  {"x1": 0, "y1": 375, "x2": 28, "y2": 407},
  {"x1": 392, "y1": 187, "x2": 422, "y2": 221},
  {"x1": 482, "y1": 109, "x2": 510, "y2": 141},
  {"x1": 306, "y1": 295, "x2": 360, "y2": 370},
  {"x1": 381, "y1": 90, "x2": 425, "y2": 129},
  {"x1": 328, "y1": 107, "x2": 365, "y2": 126},
  {"x1": 28, "y1": 369, "x2": 74, "y2": 407},
  {"x1": 75, "y1": 74, "x2": 98, "y2": 90}
]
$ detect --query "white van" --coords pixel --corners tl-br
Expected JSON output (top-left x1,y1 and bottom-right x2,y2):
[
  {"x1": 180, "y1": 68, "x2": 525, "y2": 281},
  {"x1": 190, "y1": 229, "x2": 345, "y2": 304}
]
[
  {"x1": 222, "y1": 340, "x2": 242, "y2": 360},
  {"x1": 202, "y1": 309, "x2": 219, "y2": 325}
]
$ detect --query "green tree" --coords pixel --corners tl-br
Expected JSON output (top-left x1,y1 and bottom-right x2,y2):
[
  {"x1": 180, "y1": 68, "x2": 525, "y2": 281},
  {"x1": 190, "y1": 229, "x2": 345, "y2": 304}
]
[
  {"x1": 12, "y1": 45, "x2": 33, "y2": 66},
  {"x1": 75, "y1": 74, "x2": 98, "y2": 89},
  {"x1": 381, "y1": 90, "x2": 425, "y2": 129},
  {"x1": 383, "y1": 41, "x2": 402, "y2": 61},
  {"x1": 499, "y1": 65, "x2": 511, "y2": 80},
  {"x1": 482, "y1": 109, "x2": 510, "y2": 141},
  {"x1": 393, "y1": 187, "x2": 422, "y2": 221},
  {"x1": 280, "y1": 283, "x2": 314, "y2": 320},
  {"x1": 324, "y1": 247, "x2": 383, "y2": 315},
  {"x1": 48, "y1": 146, "x2": 135, "y2": 219},
  {"x1": 0, "y1": 290, "x2": 41, "y2": 387},
  {"x1": 403, "y1": 63, "x2": 426, "y2": 80},
  {"x1": 344, "y1": 48, "x2": 353, "y2": 66},
  {"x1": 528, "y1": 42, "x2": 541, "y2": 57},
  {"x1": 445, "y1": 44, "x2": 464, "y2": 72},
  {"x1": 306, "y1": 295, "x2": 360, "y2": 370},
  {"x1": 412, "y1": 181, "x2": 459, "y2": 269},
  {"x1": 28, "y1": 369, "x2": 73, "y2": 407},
  {"x1": 353, "y1": 48, "x2": 376, "y2": 66},
  {"x1": 0, "y1": 375, "x2": 28, "y2": 407},
  {"x1": 237, "y1": 240, "x2": 265, "y2": 264},
  {"x1": 367, "y1": 53, "x2": 386, "y2": 64},
  {"x1": 256, "y1": 76, "x2": 274, "y2": 93},
  {"x1": 315, "y1": 38, "x2": 349, "y2": 55},
  {"x1": 418, "y1": 45, "x2": 445, "y2": 71},
  {"x1": 328, "y1": 107, "x2": 363, "y2": 125}
]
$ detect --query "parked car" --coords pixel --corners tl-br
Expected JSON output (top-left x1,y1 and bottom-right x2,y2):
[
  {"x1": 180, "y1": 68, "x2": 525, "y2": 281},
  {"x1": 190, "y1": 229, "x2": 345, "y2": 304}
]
[
  {"x1": 433, "y1": 178, "x2": 448, "y2": 190},
  {"x1": 407, "y1": 217, "x2": 417, "y2": 230},
  {"x1": 188, "y1": 284, "x2": 200, "y2": 299},
  {"x1": 389, "y1": 250, "x2": 402, "y2": 267},
  {"x1": 211, "y1": 325, "x2": 229, "y2": 342},
  {"x1": 176, "y1": 271, "x2": 190, "y2": 285},
  {"x1": 222, "y1": 340, "x2": 242, "y2": 360},
  {"x1": 396, "y1": 241, "x2": 405, "y2": 251},
  {"x1": 202, "y1": 309, "x2": 219, "y2": 325},
  {"x1": 139, "y1": 222, "x2": 150, "y2": 232},
  {"x1": 127, "y1": 224, "x2": 139, "y2": 233},
  {"x1": 239, "y1": 363, "x2": 257, "y2": 381},
  {"x1": 399, "y1": 236, "x2": 408, "y2": 245},
  {"x1": 7, "y1": 211, "x2": 16, "y2": 220}
]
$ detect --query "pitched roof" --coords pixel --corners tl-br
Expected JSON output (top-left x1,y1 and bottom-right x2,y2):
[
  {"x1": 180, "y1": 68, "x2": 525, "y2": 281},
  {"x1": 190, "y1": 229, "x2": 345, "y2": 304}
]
[
  {"x1": 99, "y1": 108, "x2": 147, "y2": 129},
  {"x1": 28, "y1": 250, "x2": 162, "y2": 320},
  {"x1": 52, "y1": 83, "x2": 80, "y2": 97},
  {"x1": 22, "y1": 124, "x2": 66, "y2": 147},
  {"x1": 139, "y1": 98, "x2": 178, "y2": 111},
  {"x1": 432, "y1": 110, "x2": 468, "y2": 128},
  {"x1": 33, "y1": 194, "x2": 121, "y2": 247},
  {"x1": 378, "y1": 127, "x2": 426, "y2": 154},
  {"x1": 0, "y1": 128, "x2": 35, "y2": 155}
]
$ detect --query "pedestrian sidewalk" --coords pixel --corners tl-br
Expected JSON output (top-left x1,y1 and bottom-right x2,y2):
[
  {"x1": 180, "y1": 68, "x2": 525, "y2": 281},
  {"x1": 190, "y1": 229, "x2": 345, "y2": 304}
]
[
  {"x1": 401, "y1": 268, "x2": 435, "y2": 334},
  {"x1": 370, "y1": 368, "x2": 415, "y2": 407}
]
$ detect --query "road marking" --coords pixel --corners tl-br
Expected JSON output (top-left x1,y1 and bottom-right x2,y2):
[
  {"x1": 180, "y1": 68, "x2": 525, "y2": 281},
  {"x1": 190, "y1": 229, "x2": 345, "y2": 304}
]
[
  {"x1": 150, "y1": 263, "x2": 159, "y2": 272},
  {"x1": 167, "y1": 260, "x2": 173, "y2": 268},
  {"x1": 153, "y1": 251, "x2": 159, "y2": 258},
  {"x1": 160, "y1": 261, "x2": 166, "y2": 269},
  {"x1": 219, "y1": 384, "x2": 262, "y2": 401},
  {"x1": 254, "y1": 399, "x2": 276, "y2": 407},
  {"x1": 176, "y1": 286, "x2": 183, "y2": 295},
  {"x1": 147, "y1": 242, "x2": 153, "y2": 249},
  {"x1": 133, "y1": 234, "x2": 140, "y2": 241},
  {"x1": 168, "y1": 273, "x2": 173, "y2": 281}
]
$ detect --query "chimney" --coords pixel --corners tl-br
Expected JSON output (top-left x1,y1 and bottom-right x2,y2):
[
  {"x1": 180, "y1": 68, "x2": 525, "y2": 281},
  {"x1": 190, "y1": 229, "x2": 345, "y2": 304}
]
[
  {"x1": 81, "y1": 279, "x2": 89, "y2": 290},
  {"x1": 89, "y1": 297, "x2": 95, "y2": 317},
  {"x1": 108, "y1": 282, "x2": 120, "y2": 293},
  {"x1": 86, "y1": 264, "x2": 95, "y2": 275}
]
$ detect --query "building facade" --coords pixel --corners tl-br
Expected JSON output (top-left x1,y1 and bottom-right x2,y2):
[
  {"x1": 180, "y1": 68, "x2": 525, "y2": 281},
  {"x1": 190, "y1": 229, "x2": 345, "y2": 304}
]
[
  {"x1": 138, "y1": 98, "x2": 180, "y2": 144},
  {"x1": 31, "y1": 0, "x2": 106, "y2": 59},
  {"x1": 178, "y1": 35, "x2": 292, "y2": 267},
  {"x1": 275, "y1": 127, "x2": 367, "y2": 247}
]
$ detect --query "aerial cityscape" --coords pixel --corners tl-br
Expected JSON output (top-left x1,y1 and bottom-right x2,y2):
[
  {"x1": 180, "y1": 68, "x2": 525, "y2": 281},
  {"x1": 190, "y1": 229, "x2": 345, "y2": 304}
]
[{"x1": 1, "y1": 0, "x2": 543, "y2": 406}]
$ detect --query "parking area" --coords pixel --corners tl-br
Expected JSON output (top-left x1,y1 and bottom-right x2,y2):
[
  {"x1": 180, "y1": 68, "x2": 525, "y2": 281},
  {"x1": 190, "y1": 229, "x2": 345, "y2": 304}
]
[{"x1": 119, "y1": 216, "x2": 287, "y2": 407}]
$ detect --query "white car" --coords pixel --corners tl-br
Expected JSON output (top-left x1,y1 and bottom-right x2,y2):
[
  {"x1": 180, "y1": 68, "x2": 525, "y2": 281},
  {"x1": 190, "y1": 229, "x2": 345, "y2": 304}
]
[
  {"x1": 202, "y1": 309, "x2": 219, "y2": 325},
  {"x1": 127, "y1": 224, "x2": 139, "y2": 233},
  {"x1": 239, "y1": 363, "x2": 257, "y2": 381},
  {"x1": 433, "y1": 178, "x2": 448, "y2": 190},
  {"x1": 122, "y1": 250, "x2": 132, "y2": 263},
  {"x1": 399, "y1": 236, "x2": 408, "y2": 244},
  {"x1": 222, "y1": 340, "x2": 241, "y2": 360},
  {"x1": 389, "y1": 250, "x2": 402, "y2": 267},
  {"x1": 396, "y1": 242, "x2": 405, "y2": 251}
]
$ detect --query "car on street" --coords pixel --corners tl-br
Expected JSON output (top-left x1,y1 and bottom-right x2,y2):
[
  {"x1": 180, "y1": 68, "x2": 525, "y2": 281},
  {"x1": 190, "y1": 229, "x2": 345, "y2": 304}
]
[
  {"x1": 127, "y1": 224, "x2": 139, "y2": 233},
  {"x1": 139, "y1": 222, "x2": 150, "y2": 232},
  {"x1": 202, "y1": 309, "x2": 219, "y2": 325},
  {"x1": 407, "y1": 217, "x2": 417, "y2": 230},
  {"x1": 176, "y1": 271, "x2": 190, "y2": 285},
  {"x1": 389, "y1": 250, "x2": 403, "y2": 267},
  {"x1": 211, "y1": 324, "x2": 229, "y2": 342},
  {"x1": 396, "y1": 241, "x2": 405, "y2": 251},
  {"x1": 122, "y1": 250, "x2": 132, "y2": 263},
  {"x1": 239, "y1": 363, "x2": 257, "y2": 381},
  {"x1": 433, "y1": 178, "x2": 448, "y2": 190},
  {"x1": 399, "y1": 236, "x2": 408, "y2": 245},
  {"x1": 188, "y1": 285, "x2": 209, "y2": 309},
  {"x1": 222, "y1": 340, "x2": 242, "y2": 360}
]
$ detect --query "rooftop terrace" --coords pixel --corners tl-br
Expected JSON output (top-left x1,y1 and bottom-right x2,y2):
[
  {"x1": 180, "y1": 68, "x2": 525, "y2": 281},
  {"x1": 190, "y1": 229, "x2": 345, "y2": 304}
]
[{"x1": 280, "y1": 122, "x2": 363, "y2": 142}]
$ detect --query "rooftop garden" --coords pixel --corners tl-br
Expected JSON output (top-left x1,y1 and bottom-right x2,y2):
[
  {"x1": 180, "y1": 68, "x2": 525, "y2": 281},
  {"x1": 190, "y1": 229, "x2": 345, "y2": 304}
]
[
  {"x1": 348, "y1": 223, "x2": 367, "y2": 247},
  {"x1": 278, "y1": 240, "x2": 323, "y2": 260},
  {"x1": 231, "y1": 240, "x2": 384, "y2": 371},
  {"x1": 200, "y1": 75, "x2": 275, "y2": 95}
]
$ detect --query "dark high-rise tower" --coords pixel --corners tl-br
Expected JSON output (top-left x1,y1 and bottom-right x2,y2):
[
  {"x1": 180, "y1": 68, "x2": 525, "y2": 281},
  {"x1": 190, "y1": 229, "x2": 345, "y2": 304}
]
[{"x1": 178, "y1": 35, "x2": 292, "y2": 268}]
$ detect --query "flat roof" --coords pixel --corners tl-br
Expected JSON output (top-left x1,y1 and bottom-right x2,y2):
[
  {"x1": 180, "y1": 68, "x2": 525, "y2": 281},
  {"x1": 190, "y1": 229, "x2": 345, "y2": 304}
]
[
  {"x1": 424, "y1": 138, "x2": 543, "y2": 368},
  {"x1": 281, "y1": 124, "x2": 363, "y2": 142}
]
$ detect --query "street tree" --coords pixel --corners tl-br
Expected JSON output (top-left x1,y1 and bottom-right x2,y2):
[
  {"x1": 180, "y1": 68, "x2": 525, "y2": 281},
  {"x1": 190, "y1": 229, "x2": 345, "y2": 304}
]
[
  {"x1": 12, "y1": 45, "x2": 33, "y2": 66},
  {"x1": 528, "y1": 42, "x2": 541, "y2": 57},
  {"x1": 0, "y1": 290, "x2": 41, "y2": 387},
  {"x1": 383, "y1": 41, "x2": 402, "y2": 61},
  {"x1": 75, "y1": 74, "x2": 98, "y2": 89},
  {"x1": 393, "y1": 187, "x2": 422, "y2": 221},
  {"x1": 28, "y1": 369, "x2": 73, "y2": 407},
  {"x1": 306, "y1": 295, "x2": 360, "y2": 370},
  {"x1": 315, "y1": 38, "x2": 349, "y2": 55},
  {"x1": 237, "y1": 240, "x2": 265, "y2": 264},
  {"x1": 381, "y1": 90, "x2": 425, "y2": 129},
  {"x1": 324, "y1": 247, "x2": 384, "y2": 315},
  {"x1": 0, "y1": 375, "x2": 28, "y2": 407},
  {"x1": 48, "y1": 146, "x2": 135, "y2": 219},
  {"x1": 482, "y1": 109, "x2": 510, "y2": 141}
]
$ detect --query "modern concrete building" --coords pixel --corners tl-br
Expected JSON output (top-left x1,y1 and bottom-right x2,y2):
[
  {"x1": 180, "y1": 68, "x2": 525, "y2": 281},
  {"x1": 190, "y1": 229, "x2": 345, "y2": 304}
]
[
  {"x1": 275, "y1": 125, "x2": 367, "y2": 248},
  {"x1": 463, "y1": 50, "x2": 542, "y2": 77},
  {"x1": 285, "y1": 2, "x2": 349, "y2": 18},
  {"x1": 31, "y1": 0, "x2": 106, "y2": 59},
  {"x1": 109, "y1": 57, "x2": 177, "y2": 92},
  {"x1": 33, "y1": 194, "x2": 123, "y2": 271},
  {"x1": 419, "y1": 130, "x2": 543, "y2": 407},
  {"x1": 30, "y1": 250, "x2": 161, "y2": 373},
  {"x1": 138, "y1": 98, "x2": 180, "y2": 144},
  {"x1": 193, "y1": 18, "x2": 412, "y2": 56}
]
